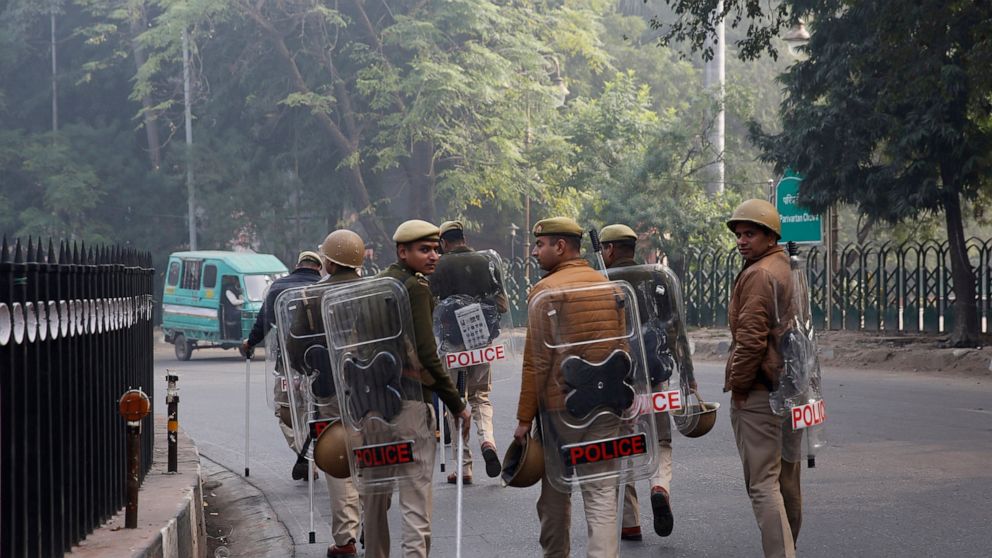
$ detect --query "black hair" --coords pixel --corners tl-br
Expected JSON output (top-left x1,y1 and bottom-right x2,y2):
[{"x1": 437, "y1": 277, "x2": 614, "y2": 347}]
[
  {"x1": 440, "y1": 229, "x2": 465, "y2": 243},
  {"x1": 605, "y1": 240, "x2": 636, "y2": 256},
  {"x1": 547, "y1": 234, "x2": 581, "y2": 252}
]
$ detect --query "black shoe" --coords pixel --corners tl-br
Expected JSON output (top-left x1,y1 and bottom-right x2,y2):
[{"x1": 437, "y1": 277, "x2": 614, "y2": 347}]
[
  {"x1": 482, "y1": 445, "x2": 502, "y2": 478},
  {"x1": 620, "y1": 526, "x2": 643, "y2": 541},
  {"x1": 651, "y1": 487, "x2": 674, "y2": 537},
  {"x1": 292, "y1": 455, "x2": 309, "y2": 481}
]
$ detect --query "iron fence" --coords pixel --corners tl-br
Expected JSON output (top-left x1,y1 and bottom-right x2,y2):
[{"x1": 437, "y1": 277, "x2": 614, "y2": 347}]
[
  {"x1": 0, "y1": 237, "x2": 155, "y2": 558},
  {"x1": 365, "y1": 239, "x2": 992, "y2": 335},
  {"x1": 682, "y1": 239, "x2": 992, "y2": 333}
]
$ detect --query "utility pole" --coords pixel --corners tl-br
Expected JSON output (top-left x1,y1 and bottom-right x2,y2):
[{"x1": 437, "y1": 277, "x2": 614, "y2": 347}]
[
  {"x1": 183, "y1": 27, "x2": 197, "y2": 250},
  {"x1": 703, "y1": 1, "x2": 725, "y2": 196},
  {"x1": 51, "y1": 9, "x2": 58, "y2": 135}
]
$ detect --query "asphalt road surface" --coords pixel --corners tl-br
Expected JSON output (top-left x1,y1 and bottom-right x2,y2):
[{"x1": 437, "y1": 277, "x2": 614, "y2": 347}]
[{"x1": 154, "y1": 342, "x2": 992, "y2": 557}]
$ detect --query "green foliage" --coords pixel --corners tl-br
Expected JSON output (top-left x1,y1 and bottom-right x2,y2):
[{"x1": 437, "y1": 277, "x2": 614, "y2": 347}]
[
  {"x1": 750, "y1": 1, "x2": 992, "y2": 221},
  {"x1": 566, "y1": 72, "x2": 737, "y2": 261},
  {"x1": 1, "y1": 0, "x2": 781, "y2": 272}
]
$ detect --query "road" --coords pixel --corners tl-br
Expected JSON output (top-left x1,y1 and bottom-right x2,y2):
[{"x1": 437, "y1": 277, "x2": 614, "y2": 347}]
[{"x1": 153, "y1": 342, "x2": 992, "y2": 557}]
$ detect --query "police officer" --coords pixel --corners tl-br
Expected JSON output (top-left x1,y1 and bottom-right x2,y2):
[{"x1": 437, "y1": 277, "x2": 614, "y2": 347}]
[
  {"x1": 311, "y1": 230, "x2": 366, "y2": 558},
  {"x1": 432, "y1": 220, "x2": 507, "y2": 482},
  {"x1": 513, "y1": 217, "x2": 623, "y2": 558},
  {"x1": 599, "y1": 224, "x2": 693, "y2": 541},
  {"x1": 365, "y1": 219, "x2": 471, "y2": 558},
  {"x1": 725, "y1": 200, "x2": 803, "y2": 558},
  {"x1": 241, "y1": 250, "x2": 322, "y2": 480}
]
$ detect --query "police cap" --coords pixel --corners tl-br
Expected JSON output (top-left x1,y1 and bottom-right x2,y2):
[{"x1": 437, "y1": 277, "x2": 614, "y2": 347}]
[
  {"x1": 297, "y1": 250, "x2": 323, "y2": 266},
  {"x1": 533, "y1": 217, "x2": 583, "y2": 238},
  {"x1": 439, "y1": 220, "x2": 464, "y2": 236},
  {"x1": 393, "y1": 220, "x2": 441, "y2": 243},
  {"x1": 599, "y1": 224, "x2": 637, "y2": 244}
]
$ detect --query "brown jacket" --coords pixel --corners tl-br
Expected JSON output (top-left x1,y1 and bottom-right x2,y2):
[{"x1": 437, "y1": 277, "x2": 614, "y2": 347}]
[
  {"x1": 725, "y1": 245, "x2": 795, "y2": 396},
  {"x1": 516, "y1": 259, "x2": 628, "y2": 422}
]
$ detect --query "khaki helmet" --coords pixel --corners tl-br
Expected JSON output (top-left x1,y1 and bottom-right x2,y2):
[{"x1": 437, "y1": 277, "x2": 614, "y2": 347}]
[
  {"x1": 278, "y1": 405, "x2": 293, "y2": 429},
  {"x1": 313, "y1": 421, "x2": 351, "y2": 479},
  {"x1": 673, "y1": 392, "x2": 720, "y2": 438},
  {"x1": 320, "y1": 230, "x2": 365, "y2": 269},
  {"x1": 500, "y1": 433, "x2": 544, "y2": 487},
  {"x1": 726, "y1": 199, "x2": 782, "y2": 238}
]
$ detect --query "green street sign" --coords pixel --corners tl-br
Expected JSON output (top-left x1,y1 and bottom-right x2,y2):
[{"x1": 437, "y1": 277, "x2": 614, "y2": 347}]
[{"x1": 775, "y1": 169, "x2": 822, "y2": 244}]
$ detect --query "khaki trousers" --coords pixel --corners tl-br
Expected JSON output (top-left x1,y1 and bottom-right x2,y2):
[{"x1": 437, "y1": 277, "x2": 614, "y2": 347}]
[
  {"x1": 537, "y1": 413, "x2": 620, "y2": 558},
  {"x1": 537, "y1": 474, "x2": 618, "y2": 558},
  {"x1": 445, "y1": 364, "x2": 496, "y2": 477},
  {"x1": 622, "y1": 410, "x2": 673, "y2": 528},
  {"x1": 273, "y1": 375, "x2": 301, "y2": 450},
  {"x1": 325, "y1": 474, "x2": 361, "y2": 546},
  {"x1": 318, "y1": 399, "x2": 361, "y2": 547},
  {"x1": 730, "y1": 389, "x2": 803, "y2": 558},
  {"x1": 362, "y1": 403, "x2": 437, "y2": 558}
]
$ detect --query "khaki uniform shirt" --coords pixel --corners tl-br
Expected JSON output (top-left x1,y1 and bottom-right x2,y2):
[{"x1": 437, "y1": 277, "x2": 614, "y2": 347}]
[{"x1": 378, "y1": 262, "x2": 466, "y2": 415}]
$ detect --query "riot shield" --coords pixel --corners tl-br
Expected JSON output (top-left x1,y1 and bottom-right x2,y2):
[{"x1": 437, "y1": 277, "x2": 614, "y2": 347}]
[
  {"x1": 263, "y1": 327, "x2": 283, "y2": 412},
  {"x1": 528, "y1": 281, "x2": 659, "y2": 493},
  {"x1": 321, "y1": 277, "x2": 432, "y2": 494},
  {"x1": 772, "y1": 243, "x2": 826, "y2": 465},
  {"x1": 274, "y1": 282, "x2": 353, "y2": 456},
  {"x1": 604, "y1": 264, "x2": 693, "y2": 406},
  {"x1": 432, "y1": 249, "x2": 518, "y2": 376}
]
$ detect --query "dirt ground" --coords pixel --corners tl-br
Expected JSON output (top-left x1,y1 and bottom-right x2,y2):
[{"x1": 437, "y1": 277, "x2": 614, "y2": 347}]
[{"x1": 689, "y1": 328, "x2": 992, "y2": 378}]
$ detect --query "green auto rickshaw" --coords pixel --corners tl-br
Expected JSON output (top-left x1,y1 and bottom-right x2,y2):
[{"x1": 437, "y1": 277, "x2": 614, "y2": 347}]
[{"x1": 161, "y1": 250, "x2": 288, "y2": 360}]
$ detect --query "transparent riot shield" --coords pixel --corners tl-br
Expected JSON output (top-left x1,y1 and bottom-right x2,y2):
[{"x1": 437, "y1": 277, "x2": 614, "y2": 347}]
[
  {"x1": 772, "y1": 243, "x2": 826, "y2": 465},
  {"x1": 432, "y1": 249, "x2": 519, "y2": 377},
  {"x1": 264, "y1": 327, "x2": 282, "y2": 411},
  {"x1": 604, "y1": 264, "x2": 693, "y2": 407},
  {"x1": 321, "y1": 277, "x2": 431, "y2": 494},
  {"x1": 275, "y1": 282, "x2": 353, "y2": 456},
  {"x1": 528, "y1": 281, "x2": 658, "y2": 493},
  {"x1": 431, "y1": 248, "x2": 518, "y2": 480}
]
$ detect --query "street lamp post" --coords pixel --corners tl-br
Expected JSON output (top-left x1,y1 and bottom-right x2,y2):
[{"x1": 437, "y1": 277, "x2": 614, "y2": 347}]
[
  {"x1": 509, "y1": 223, "x2": 519, "y2": 261},
  {"x1": 523, "y1": 55, "x2": 569, "y2": 283},
  {"x1": 781, "y1": 18, "x2": 833, "y2": 327}
]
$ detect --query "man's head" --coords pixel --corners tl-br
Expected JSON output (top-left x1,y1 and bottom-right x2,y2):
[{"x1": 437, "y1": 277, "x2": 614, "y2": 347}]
[
  {"x1": 296, "y1": 250, "x2": 323, "y2": 272},
  {"x1": 439, "y1": 220, "x2": 467, "y2": 253},
  {"x1": 726, "y1": 199, "x2": 781, "y2": 262},
  {"x1": 393, "y1": 219, "x2": 441, "y2": 275},
  {"x1": 319, "y1": 230, "x2": 365, "y2": 275},
  {"x1": 531, "y1": 217, "x2": 583, "y2": 271},
  {"x1": 599, "y1": 224, "x2": 637, "y2": 267}
]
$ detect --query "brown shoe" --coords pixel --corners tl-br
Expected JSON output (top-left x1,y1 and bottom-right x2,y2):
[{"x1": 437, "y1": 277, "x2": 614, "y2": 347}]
[
  {"x1": 446, "y1": 473, "x2": 473, "y2": 485},
  {"x1": 327, "y1": 542, "x2": 357, "y2": 557},
  {"x1": 620, "y1": 526, "x2": 643, "y2": 541}
]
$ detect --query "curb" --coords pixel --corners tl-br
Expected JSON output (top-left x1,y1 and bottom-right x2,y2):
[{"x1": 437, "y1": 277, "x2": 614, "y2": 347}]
[
  {"x1": 68, "y1": 417, "x2": 206, "y2": 558},
  {"x1": 200, "y1": 456, "x2": 295, "y2": 558}
]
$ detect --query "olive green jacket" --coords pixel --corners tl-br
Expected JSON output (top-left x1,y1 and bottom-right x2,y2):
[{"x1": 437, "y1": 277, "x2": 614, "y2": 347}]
[{"x1": 378, "y1": 263, "x2": 466, "y2": 414}]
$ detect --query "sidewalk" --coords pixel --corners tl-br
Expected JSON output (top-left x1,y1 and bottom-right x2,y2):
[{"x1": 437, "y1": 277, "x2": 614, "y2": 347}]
[
  {"x1": 689, "y1": 327, "x2": 992, "y2": 376},
  {"x1": 68, "y1": 419, "x2": 206, "y2": 558}
]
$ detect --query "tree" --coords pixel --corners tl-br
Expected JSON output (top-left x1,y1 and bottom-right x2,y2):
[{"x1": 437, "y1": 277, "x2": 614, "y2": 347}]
[
  {"x1": 567, "y1": 72, "x2": 736, "y2": 276},
  {"x1": 656, "y1": 0, "x2": 992, "y2": 345}
]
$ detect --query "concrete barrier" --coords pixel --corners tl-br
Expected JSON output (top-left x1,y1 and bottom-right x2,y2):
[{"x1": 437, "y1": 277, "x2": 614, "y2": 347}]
[{"x1": 69, "y1": 417, "x2": 206, "y2": 558}]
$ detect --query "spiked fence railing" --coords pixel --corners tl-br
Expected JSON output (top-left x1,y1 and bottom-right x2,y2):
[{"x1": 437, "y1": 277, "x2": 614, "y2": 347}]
[
  {"x1": 488, "y1": 241, "x2": 992, "y2": 335},
  {"x1": 0, "y1": 237, "x2": 155, "y2": 557},
  {"x1": 363, "y1": 239, "x2": 992, "y2": 336},
  {"x1": 680, "y1": 239, "x2": 992, "y2": 333}
]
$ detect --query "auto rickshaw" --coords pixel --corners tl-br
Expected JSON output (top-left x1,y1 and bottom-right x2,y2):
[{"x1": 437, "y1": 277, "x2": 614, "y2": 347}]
[{"x1": 161, "y1": 250, "x2": 288, "y2": 360}]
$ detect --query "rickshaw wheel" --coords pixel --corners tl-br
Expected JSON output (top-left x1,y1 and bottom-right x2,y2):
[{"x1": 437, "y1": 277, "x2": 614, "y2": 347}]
[{"x1": 175, "y1": 334, "x2": 194, "y2": 361}]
